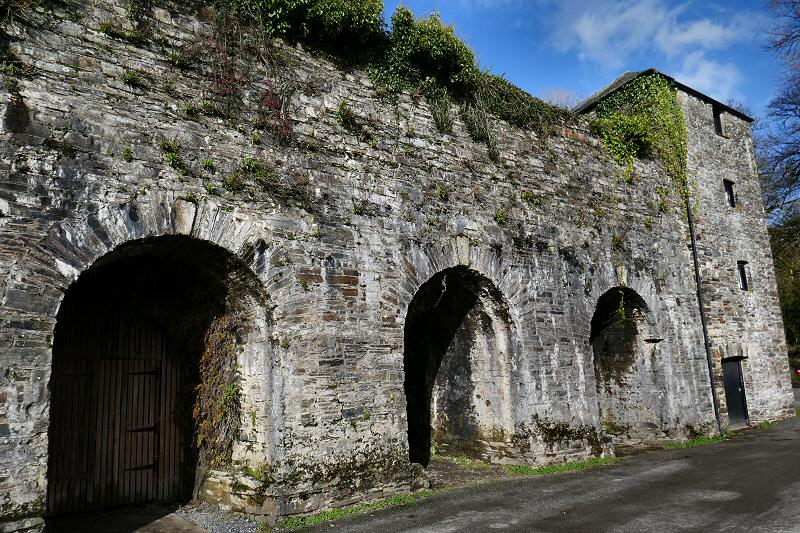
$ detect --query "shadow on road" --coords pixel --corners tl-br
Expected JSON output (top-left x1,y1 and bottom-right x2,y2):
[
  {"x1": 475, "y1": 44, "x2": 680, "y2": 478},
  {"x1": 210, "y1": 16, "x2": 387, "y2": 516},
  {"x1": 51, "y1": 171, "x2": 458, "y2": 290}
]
[{"x1": 45, "y1": 504, "x2": 205, "y2": 533}]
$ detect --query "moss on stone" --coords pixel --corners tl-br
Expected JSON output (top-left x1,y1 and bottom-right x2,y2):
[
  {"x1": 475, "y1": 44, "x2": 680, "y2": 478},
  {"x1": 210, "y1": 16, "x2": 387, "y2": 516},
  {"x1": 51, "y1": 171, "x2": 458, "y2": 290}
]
[
  {"x1": 0, "y1": 496, "x2": 45, "y2": 523},
  {"x1": 532, "y1": 415, "x2": 603, "y2": 456}
]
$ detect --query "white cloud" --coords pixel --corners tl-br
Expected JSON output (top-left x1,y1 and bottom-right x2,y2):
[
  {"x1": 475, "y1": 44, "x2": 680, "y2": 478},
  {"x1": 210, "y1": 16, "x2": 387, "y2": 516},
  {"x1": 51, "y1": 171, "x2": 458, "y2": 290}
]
[
  {"x1": 675, "y1": 51, "x2": 743, "y2": 102},
  {"x1": 551, "y1": 0, "x2": 761, "y2": 67},
  {"x1": 454, "y1": 0, "x2": 523, "y2": 10},
  {"x1": 536, "y1": 0, "x2": 763, "y2": 98}
]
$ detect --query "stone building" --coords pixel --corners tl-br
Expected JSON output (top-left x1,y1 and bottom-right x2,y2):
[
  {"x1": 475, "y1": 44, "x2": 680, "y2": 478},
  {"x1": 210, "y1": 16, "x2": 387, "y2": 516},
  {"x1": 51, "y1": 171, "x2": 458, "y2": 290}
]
[{"x1": 0, "y1": 1, "x2": 794, "y2": 531}]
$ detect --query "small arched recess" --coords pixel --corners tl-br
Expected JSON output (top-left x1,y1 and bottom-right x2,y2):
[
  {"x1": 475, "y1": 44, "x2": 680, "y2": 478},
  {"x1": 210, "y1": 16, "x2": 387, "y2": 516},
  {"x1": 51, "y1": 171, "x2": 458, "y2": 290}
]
[
  {"x1": 590, "y1": 287, "x2": 668, "y2": 446},
  {"x1": 403, "y1": 266, "x2": 519, "y2": 467}
]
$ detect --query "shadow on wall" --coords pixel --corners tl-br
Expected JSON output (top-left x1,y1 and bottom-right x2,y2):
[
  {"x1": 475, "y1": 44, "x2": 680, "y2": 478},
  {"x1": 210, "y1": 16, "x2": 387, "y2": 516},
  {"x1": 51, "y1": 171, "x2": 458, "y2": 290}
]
[
  {"x1": 403, "y1": 266, "x2": 517, "y2": 466},
  {"x1": 590, "y1": 287, "x2": 668, "y2": 445}
]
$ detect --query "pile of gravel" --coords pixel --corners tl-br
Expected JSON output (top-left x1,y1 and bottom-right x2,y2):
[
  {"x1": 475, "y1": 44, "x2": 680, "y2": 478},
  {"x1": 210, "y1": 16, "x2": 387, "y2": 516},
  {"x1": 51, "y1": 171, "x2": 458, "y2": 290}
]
[{"x1": 175, "y1": 502, "x2": 265, "y2": 533}]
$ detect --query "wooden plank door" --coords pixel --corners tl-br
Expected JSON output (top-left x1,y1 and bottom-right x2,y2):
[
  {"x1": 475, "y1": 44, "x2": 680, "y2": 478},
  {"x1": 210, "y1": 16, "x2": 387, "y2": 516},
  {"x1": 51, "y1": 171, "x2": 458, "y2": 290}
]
[
  {"x1": 47, "y1": 360, "x2": 94, "y2": 516},
  {"x1": 48, "y1": 303, "x2": 187, "y2": 516}
]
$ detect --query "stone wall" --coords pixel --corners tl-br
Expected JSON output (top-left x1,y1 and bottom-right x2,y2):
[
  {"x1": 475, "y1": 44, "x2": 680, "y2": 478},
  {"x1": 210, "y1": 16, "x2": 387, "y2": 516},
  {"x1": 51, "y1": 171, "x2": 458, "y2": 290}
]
[
  {"x1": 681, "y1": 91, "x2": 795, "y2": 425},
  {"x1": 0, "y1": 0, "x2": 790, "y2": 529}
]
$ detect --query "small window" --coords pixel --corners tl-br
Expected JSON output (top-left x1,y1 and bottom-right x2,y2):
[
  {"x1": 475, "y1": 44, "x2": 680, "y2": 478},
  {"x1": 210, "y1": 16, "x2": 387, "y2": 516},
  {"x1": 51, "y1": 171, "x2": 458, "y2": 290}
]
[
  {"x1": 737, "y1": 261, "x2": 749, "y2": 291},
  {"x1": 724, "y1": 179, "x2": 736, "y2": 207},
  {"x1": 713, "y1": 105, "x2": 724, "y2": 136}
]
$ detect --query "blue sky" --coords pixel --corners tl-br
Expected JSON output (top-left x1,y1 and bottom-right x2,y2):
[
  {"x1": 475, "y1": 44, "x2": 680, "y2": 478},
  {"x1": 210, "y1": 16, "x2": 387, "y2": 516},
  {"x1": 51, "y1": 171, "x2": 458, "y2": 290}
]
[{"x1": 382, "y1": 0, "x2": 781, "y2": 119}]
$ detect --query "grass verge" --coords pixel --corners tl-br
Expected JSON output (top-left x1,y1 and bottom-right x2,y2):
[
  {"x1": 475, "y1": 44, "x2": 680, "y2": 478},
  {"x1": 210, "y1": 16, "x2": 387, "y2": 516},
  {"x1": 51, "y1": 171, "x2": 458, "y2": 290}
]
[
  {"x1": 504, "y1": 456, "x2": 616, "y2": 477},
  {"x1": 267, "y1": 490, "x2": 440, "y2": 531},
  {"x1": 663, "y1": 433, "x2": 732, "y2": 449}
]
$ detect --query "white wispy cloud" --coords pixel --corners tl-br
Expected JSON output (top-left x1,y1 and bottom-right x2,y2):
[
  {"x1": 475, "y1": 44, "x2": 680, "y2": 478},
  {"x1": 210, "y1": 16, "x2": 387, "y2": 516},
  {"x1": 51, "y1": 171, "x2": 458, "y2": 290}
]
[
  {"x1": 537, "y1": 0, "x2": 765, "y2": 100},
  {"x1": 454, "y1": 0, "x2": 523, "y2": 8},
  {"x1": 675, "y1": 51, "x2": 743, "y2": 101}
]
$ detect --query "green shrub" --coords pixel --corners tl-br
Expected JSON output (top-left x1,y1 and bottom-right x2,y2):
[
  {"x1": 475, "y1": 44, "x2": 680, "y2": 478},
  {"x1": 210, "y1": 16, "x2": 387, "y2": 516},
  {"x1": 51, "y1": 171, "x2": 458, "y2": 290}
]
[
  {"x1": 306, "y1": 0, "x2": 385, "y2": 50},
  {"x1": 428, "y1": 87, "x2": 453, "y2": 133},
  {"x1": 335, "y1": 101, "x2": 358, "y2": 130},
  {"x1": 203, "y1": 0, "x2": 566, "y2": 143},
  {"x1": 121, "y1": 69, "x2": 144, "y2": 87},
  {"x1": 217, "y1": 0, "x2": 309, "y2": 37},
  {"x1": 372, "y1": 6, "x2": 478, "y2": 95},
  {"x1": 222, "y1": 173, "x2": 243, "y2": 192},
  {"x1": 216, "y1": 0, "x2": 385, "y2": 50},
  {"x1": 183, "y1": 102, "x2": 200, "y2": 117},
  {"x1": 160, "y1": 139, "x2": 183, "y2": 169},
  {"x1": 125, "y1": 0, "x2": 148, "y2": 22},
  {"x1": 164, "y1": 52, "x2": 189, "y2": 68}
]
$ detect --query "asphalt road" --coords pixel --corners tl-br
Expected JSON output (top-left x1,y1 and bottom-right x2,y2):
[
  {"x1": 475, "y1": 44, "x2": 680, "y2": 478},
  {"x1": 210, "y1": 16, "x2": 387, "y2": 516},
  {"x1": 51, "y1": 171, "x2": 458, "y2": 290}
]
[{"x1": 305, "y1": 414, "x2": 800, "y2": 533}]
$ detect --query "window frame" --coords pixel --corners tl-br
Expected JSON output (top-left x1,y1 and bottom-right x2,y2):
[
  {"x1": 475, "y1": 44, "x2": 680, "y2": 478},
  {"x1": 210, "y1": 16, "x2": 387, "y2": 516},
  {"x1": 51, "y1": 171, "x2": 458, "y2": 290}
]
[
  {"x1": 723, "y1": 179, "x2": 736, "y2": 208},
  {"x1": 713, "y1": 105, "x2": 724, "y2": 136},
  {"x1": 737, "y1": 261, "x2": 749, "y2": 291}
]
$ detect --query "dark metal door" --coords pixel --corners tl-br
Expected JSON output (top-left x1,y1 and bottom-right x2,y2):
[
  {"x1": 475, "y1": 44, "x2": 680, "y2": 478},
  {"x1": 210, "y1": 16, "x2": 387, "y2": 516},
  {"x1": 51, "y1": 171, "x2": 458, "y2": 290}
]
[
  {"x1": 722, "y1": 358, "x2": 749, "y2": 426},
  {"x1": 48, "y1": 300, "x2": 187, "y2": 516}
]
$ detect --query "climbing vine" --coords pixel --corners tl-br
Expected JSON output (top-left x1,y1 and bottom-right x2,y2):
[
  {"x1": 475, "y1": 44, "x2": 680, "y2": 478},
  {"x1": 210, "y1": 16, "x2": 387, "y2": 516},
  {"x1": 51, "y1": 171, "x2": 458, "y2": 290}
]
[
  {"x1": 590, "y1": 73, "x2": 688, "y2": 196},
  {"x1": 194, "y1": 314, "x2": 244, "y2": 468}
]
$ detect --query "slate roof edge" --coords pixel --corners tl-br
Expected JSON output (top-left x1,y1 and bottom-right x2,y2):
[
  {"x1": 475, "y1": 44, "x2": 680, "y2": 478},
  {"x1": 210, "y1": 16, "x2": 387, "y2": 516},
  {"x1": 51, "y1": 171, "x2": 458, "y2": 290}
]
[{"x1": 573, "y1": 68, "x2": 754, "y2": 123}]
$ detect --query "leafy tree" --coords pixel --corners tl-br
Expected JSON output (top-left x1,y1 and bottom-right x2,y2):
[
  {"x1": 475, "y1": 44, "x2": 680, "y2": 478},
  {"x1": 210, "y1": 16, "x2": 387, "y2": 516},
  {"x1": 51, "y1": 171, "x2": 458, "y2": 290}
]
[
  {"x1": 765, "y1": 1, "x2": 800, "y2": 244},
  {"x1": 765, "y1": 0, "x2": 800, "y2": 382}
]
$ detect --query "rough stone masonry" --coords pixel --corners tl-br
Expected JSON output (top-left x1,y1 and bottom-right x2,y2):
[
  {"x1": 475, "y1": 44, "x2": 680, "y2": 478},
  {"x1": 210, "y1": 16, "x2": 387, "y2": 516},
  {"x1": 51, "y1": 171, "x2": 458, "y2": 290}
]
[{"x1": 0, "y1": 1, "x2": 794, "y2": 531}]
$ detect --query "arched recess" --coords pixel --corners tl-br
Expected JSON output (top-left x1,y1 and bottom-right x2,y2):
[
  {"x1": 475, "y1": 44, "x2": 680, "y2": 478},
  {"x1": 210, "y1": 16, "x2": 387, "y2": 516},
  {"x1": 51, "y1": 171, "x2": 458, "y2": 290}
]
[
  {"x1": 403, "y1": 266, "x2": 518, "y2": 467},
  {"x1": 46, "y1": 235, "x2": 270, "y2": 517},
  {"x1": 590, "y1": 287, "x2": 667, "y2": 445}
]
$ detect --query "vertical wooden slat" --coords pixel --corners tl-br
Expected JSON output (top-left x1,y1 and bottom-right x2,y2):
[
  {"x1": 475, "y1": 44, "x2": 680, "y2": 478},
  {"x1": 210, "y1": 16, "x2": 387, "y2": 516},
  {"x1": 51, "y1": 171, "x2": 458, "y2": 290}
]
[
  {"x1": 77, "y1": 359, "x2": 86, "y2": 513},
  {"x1": 65, "y1": 364, "x2": 74, "y2": 515},
  {"x1": 49, "y1": 284, "x2": 191, "y2": 517},
  {"x1": 111, "y1": 308, "x2": 121, "y2": 509},
  {"x1": 121, "y1": 360, "x2": 130, "y2": 506}
]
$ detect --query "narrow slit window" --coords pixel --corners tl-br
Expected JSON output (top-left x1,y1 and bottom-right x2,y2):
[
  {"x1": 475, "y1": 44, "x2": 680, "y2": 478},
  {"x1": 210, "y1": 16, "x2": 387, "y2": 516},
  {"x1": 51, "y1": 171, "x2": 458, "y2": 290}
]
[
  {"x1": 737, "y1": 261, "x2": 749, "y2": 291},
  {"x1": 724, "y1": 179, "x2": 736, "y2": 207},
  {"x1": 713, "y1": 105, "x2": 724, "y2": 136}
]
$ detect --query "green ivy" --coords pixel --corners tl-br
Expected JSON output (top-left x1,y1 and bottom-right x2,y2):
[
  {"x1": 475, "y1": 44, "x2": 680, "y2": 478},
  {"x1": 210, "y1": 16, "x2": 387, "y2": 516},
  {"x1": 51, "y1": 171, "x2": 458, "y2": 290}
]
[
  {"x1": 590, "y1": 73, "x2": 688, "y2": 196},
  {"x1": 194, "y1": 315, "x2": 243, "y2": 468}
]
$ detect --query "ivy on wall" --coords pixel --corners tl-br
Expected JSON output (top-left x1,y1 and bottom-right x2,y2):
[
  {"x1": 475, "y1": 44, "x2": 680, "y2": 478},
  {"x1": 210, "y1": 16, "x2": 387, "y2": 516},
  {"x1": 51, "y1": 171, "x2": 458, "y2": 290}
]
[
  {"x1": 202, "y1": 1, "x2": 570, "y2": 150},
  {"x1": 367, "y1": 7, "x2": 570, "y2": 142},
  {"x1": 193, "y1": 314, "x2": 244, "y2": 468},
  {"x1": 590, "y1": 73, "x2": 688, "y2": 195}
]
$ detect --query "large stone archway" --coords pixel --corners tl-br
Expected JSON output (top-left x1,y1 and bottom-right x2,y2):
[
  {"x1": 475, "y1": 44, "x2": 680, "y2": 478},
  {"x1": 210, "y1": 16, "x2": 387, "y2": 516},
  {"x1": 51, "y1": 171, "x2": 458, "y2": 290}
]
[
  {"x1": 590, "y1": 287, "x2": 668, "y2": 446},
  {"x1": 403, "y1": 266, "x2": 518, "y2": 466},
  {"x1": 46, "y1": 235, "x2": 270, "y2": 516}
]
